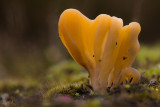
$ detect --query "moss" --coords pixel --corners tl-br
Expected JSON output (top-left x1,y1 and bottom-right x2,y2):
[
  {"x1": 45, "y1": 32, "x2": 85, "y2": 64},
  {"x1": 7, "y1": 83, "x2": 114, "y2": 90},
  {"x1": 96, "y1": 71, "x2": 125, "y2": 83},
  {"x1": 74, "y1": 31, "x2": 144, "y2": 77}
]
[
  {"x1": 45, "y1": 60, "x2": 88, "y2": 84},
  {"x1": 124, "y1": 84, "x2": 131, "y2": 90},
  {"x1": 139, "y1": 64, "x2": 160, "y2": 78},
  {"x1": 86, "y1": 99, "x2": 101, "y2": 107},
  {"x1": 136, "y1": 44, "x2": 160, "y2": 67}
]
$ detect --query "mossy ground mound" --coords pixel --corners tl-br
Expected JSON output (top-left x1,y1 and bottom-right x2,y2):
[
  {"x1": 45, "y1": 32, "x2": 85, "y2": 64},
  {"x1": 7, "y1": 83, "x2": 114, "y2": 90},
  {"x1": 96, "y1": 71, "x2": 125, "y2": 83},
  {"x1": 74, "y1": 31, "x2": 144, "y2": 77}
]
[{"x1": 0, "y1": 45, "x2": 160, "y2": 107}]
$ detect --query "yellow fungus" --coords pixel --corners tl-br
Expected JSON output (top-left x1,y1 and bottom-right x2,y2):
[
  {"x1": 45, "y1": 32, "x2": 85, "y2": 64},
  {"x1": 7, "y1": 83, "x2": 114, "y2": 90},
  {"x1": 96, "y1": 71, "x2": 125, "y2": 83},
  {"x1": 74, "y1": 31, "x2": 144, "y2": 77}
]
[{"x1": 58, "y1": 9, "x2": 141, "y2": 92}]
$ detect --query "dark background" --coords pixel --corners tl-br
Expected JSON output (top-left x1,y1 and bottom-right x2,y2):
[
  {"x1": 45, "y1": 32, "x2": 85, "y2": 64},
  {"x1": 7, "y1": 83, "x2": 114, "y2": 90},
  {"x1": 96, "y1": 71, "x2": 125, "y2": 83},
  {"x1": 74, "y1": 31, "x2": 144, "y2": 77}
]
[{"x1": 0, "y1": 0, "x2": 159, "y2": 77}]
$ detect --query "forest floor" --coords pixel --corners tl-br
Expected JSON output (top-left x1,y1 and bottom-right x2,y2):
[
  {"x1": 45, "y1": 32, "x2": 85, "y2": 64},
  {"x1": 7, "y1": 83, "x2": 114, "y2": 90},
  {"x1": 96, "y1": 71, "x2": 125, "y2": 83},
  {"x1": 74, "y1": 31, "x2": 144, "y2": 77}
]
[{"x1": 0, "y1": 44, "x2": 160, "y2": 107}]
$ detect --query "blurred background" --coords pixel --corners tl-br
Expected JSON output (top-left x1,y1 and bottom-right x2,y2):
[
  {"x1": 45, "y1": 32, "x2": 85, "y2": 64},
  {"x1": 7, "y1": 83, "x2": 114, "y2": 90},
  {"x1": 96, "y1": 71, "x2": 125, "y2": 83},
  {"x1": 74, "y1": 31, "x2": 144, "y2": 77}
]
[{"x1": 0, "y1": 0, "x2": 160, "y2": 81}]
